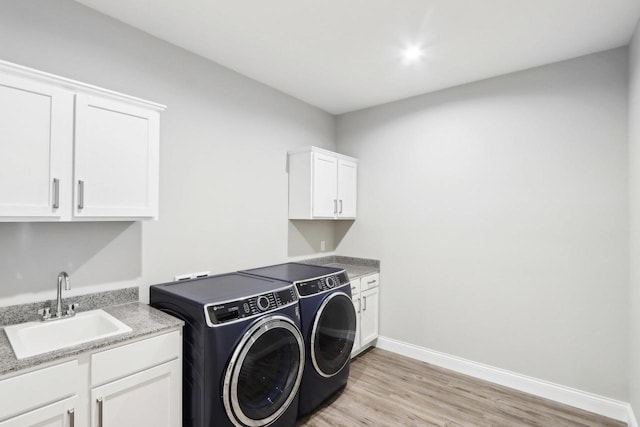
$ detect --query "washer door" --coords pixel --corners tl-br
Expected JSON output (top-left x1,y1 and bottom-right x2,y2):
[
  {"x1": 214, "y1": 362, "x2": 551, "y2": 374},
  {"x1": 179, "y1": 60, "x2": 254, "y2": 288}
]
[
  {"x1": 311, "y1": 292, "x2": 357, "y2": 377},
  {"x1": 223, "y1": 315, "x2": 304, "y2": 427}
]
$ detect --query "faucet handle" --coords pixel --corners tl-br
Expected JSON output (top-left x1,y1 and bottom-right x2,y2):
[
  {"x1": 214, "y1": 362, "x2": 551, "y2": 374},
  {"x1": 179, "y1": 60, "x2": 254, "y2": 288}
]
[
  {"x1": 66, "y1": 303, "x2": 79, "y2": 316},
  {"x1": 38, "y1": 307, "x2": 51, "y2": 320}
]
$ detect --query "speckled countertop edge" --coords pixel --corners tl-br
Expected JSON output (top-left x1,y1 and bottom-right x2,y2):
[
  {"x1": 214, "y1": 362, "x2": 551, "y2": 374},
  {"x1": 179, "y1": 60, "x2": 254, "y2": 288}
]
[
  {"x1": 324, "y1": 263, "x2": 379, "y2": 279},
  {"x1": 0, "y1": 301, "x2": 183, "y2": 377},
  {"x1": 301, "y1": 255, "x2": 380, "y2": 279}
]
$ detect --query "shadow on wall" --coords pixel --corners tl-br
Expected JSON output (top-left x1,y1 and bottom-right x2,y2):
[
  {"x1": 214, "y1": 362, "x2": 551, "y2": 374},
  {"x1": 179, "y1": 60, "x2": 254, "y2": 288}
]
[
  {"x1": 334, "y1": 220, "x2": 354, "y2": 248},
  {"x1": 288, "y1": 220, "x2": 354, "y2": 256},
  {"x1": 0, "y1": 221, "x2": 141, "y2": 299}
]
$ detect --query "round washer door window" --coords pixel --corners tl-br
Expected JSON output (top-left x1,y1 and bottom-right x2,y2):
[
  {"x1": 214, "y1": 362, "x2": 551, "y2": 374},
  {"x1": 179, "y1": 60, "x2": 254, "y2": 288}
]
[
  {"x1": 311, "y1": 292, "x2": 357, "y2": 377},
  {"x1": 223, "y1": 315, "x2": 304, "y2": 427}
]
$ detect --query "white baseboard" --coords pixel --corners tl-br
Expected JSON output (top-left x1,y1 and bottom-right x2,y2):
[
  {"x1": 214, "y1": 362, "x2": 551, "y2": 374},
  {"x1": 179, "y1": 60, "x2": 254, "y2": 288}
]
[
  {"x1": 376, "y1": 336, "x2": 631, "y2": 423},
  {"x1": 629, "y1": 404, "x2": 638, "y2": 427}
]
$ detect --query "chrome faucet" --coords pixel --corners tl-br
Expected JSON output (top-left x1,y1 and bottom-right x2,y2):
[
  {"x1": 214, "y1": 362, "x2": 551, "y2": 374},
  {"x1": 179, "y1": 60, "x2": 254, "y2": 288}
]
[
  {"x1": 38, "y1": 271, "x2": 79, "y2": 321},
  {"x1": 56, "y1": 272, "x2": 70, "y2": 318}
]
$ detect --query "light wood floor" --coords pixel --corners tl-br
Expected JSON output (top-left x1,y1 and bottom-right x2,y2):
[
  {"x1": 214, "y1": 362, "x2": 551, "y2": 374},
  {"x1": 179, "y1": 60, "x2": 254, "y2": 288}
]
[{"x1": 296, "y1": 348, "x2": 626, "y2": 427}]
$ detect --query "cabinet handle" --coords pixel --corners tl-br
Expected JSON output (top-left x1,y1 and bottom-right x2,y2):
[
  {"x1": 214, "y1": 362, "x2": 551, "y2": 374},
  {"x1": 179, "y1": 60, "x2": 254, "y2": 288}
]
[
  {"x1": 339, "y1": 199, "x2": 343, "y2": 214},
  {"x1": 77, "y1": 180, "x2": 84, "y2": 210},
  {"x1": 363, "y1": 296, "x2": 367, "y2": 311},
  {"x1": 367, "y1": 280, "x2": 376, "y2": 285},
  {"x1": 97, "y1": 398, "x2": 103, "y2": 427},
  {"x1": 357, "y1": 298, "x2": 361, "y2": 313},
  {"x1": 52, "y1": 178, "x2": 60, "y2": 209},
  {"x1": 333, "y1": 199, "x2": 337, "y2": 214},
  {"x1": 68, "y1": 408, "x2": 74, "y2": 427}
]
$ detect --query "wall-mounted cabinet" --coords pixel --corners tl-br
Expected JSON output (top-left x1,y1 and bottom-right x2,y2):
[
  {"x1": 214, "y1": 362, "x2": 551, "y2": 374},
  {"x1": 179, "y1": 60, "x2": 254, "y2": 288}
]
[
  {"x1": 0, "y1": 60, "x2": 164, "y2": 222},
  {"x1": 74, "y1": 94, "x2": 159, "y2": 220},
  {"x1": 0, "y1": 72, "x2": 74, "y2": 220},
  {"x1": 288, "y1": 146, "x2": 357, "y2": 220}
]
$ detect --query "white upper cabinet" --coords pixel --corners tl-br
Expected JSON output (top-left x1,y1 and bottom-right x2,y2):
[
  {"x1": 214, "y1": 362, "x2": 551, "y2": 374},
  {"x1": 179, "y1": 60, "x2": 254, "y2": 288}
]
[
  {"x1": 288, "y1": 146, "x2": 358, "y2": 220},
  {"x1": 311, "y1": 152, "x2": 339, "y2": 218},
  {"x1": 0, "y1": 60, "x2": 164, "y2": 222},
  {"x1": 74, "y1": 94, "x2": 159, "y2": 219},
  {"x1": 0, "y1": 73, "x2": 73, "y2": 220},
  {"x1": 337, "y1": 158, "x2": 357, "y2": 218}
]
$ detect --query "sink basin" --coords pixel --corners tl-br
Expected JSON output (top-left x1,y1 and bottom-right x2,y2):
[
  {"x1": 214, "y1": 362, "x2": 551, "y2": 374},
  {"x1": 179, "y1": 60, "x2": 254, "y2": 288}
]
[{"x1": 4, "y1": 309, "x2": 132, "y2": 360}]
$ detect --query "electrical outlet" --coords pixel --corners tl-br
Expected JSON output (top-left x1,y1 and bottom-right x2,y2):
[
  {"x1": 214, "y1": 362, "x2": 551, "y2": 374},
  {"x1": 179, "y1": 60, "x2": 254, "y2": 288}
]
[
  {"x1": 320, "y1": 240, "x2": 326, "y2": 251},
  {"x1": 193, "y1": 271, "x2": 210, "y2": 278},
  {"x1": 174, "y1": 271, "x2": 210, "y2": 281}
]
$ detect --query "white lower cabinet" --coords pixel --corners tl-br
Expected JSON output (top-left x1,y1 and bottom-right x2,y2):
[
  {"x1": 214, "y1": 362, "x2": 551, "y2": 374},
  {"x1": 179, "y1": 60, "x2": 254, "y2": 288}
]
[
  {"x1": 360, "y1": 286, "x2": 380, "y2": 346},
  {"x1": 351, "y1": 279, "x2": 362, "y2": 357},
  {"x1": 0, "y1": 360, "x2": 78, "y2": 426},
  {"x1": 91, "y1": 360, "x2": 180, "y2": 427},
  {"x1": 0, "y1": 396, "x2": 77, "y2": 427},
  {"x1": 90, "y1": 330, "x2": 182, "y2": 427},
  {"x1": 351, "y1": 273, "x2": 380, "y2": 357},
  {"x1": 0, "y1": 329, "x2": 182, "y2": 427}
]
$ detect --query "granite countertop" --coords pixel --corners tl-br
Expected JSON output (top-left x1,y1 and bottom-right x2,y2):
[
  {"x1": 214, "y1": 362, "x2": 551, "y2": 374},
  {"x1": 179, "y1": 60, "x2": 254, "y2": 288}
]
[
  {"x1": 0, "y1": 302, "x2": 183, "y2": 377},
  {"x1": 324, "y1": 263, "x2": 378, "y2": 279},
  {"x1": 300, "y1": 255, "x2": 380, "y2": 280}
]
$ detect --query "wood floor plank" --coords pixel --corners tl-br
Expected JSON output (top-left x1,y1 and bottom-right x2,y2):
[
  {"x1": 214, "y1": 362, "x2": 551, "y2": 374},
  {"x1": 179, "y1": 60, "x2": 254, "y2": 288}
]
[{"x1": 296, "y1": 348, "x2": 626, "y2": 427}]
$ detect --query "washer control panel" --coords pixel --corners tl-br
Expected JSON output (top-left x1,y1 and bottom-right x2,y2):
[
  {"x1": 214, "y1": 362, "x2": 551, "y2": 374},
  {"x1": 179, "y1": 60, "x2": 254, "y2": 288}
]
[
  {"x1": 205, "y1": 286, "x2": 298, "y2": 326},
  {"x1": 296, "y1": 272, "x2": 349, "y2": 297}
]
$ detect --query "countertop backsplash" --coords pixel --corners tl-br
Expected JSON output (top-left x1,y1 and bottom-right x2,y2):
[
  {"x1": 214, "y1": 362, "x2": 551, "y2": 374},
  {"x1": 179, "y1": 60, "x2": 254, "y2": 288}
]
[{"x1": 0, "y1": 287, "x2": 138, "y2": 327}]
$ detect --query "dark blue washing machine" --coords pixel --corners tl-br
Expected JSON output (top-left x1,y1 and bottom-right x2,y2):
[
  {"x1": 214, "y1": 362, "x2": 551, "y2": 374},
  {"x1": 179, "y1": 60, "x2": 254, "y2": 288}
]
[
  {"x1": 150, "y1": 272, "x2": 305, "y2": 427},
  {"x1": 241, "y1": 263, "x2": 357, "y2": 416}
]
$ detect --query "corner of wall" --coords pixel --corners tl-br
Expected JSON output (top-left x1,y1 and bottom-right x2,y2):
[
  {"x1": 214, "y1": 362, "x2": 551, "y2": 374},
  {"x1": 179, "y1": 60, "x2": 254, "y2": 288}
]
[{"x1": 628, "y1": 15, "x2": 640, "y2": 424}]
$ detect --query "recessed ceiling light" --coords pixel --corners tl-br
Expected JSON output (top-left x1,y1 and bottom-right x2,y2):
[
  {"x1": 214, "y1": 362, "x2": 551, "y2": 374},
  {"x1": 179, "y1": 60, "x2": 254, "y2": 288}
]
[{"x1": 403, "y1": 45, "x2": 424, "y2": 62}]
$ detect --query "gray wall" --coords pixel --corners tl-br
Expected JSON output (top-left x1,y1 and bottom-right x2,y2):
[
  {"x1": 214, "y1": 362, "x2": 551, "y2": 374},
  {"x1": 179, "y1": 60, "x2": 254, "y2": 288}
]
[
  {"x1": 335, "y1": 49, "x2": 629, "y2": 399},
  {"x1": 629, "y1": 19, "x2": 640, "y2": 417},
  {"x1": 0, "y1": 0, "x2": 336, "y2": 305},
  {"x1": 0, "y1": 0, "x2": 633, "y2": 404}
]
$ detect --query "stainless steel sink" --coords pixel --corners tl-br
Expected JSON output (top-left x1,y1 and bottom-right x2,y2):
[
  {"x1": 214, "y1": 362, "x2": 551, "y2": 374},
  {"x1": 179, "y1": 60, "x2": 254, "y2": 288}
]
[{"x1": 4, "y1": 309, "x2": 132, "y2": 360}]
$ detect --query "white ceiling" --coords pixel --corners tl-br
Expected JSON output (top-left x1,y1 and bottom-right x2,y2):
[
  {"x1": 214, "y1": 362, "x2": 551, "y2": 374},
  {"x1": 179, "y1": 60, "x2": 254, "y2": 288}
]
[{"x1": 75, "y1": 0, "x2": 640, "y2": 114}]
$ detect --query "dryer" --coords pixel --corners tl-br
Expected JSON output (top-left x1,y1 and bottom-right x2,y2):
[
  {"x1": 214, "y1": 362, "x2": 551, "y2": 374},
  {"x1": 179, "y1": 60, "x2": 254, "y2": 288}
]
[
  {"x1": 241, "y1": 263, "x2": 357, "y2": 416},
  {"x1": 150, "y1": 272, "x2": 304, "y2": 427}
]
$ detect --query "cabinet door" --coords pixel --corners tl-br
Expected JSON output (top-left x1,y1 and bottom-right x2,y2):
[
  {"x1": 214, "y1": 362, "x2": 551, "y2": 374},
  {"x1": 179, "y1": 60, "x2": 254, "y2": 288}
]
[
  {"x1": 337, "y1": 158, "x2": 357, "y2": 218},
  {"x1": 360, "y1": 287, "x2": 379, "y2": 347},
  {"x1": 351, "y1": 296, "x2": 361, "y2": 357},
  {"x1": 349, "y1": 278, "x2": 361, "y2": 298},
  {"x1": 0, "y1": 396, "x2": 77, "y2": 427},
  {"x1": 0, "y1": 73, "x2": 73, "y2": 219},
  {"x1": 360, "y1": 273, "x2": 379, "y2": 291},
  {"x1": 74, "y1": 94, "x2": 159, "y2": 219},
  {"x1": 91, "y1": 359, "x2": 180, "y2": 427},
  {"x1": 312, "y1": 152, "x2": 338, "y2": 218}
]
